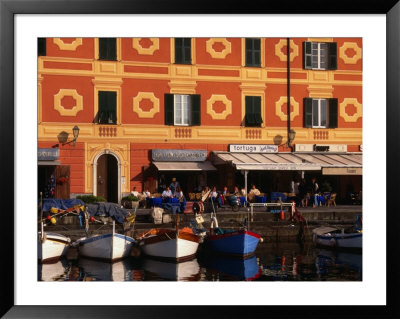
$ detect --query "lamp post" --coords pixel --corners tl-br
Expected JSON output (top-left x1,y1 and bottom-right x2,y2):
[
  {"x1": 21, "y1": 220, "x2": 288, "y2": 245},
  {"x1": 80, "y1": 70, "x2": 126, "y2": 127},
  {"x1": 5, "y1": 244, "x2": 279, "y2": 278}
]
[{"x1": 62, "y1": 125, "x2": 80, "y2": 147}]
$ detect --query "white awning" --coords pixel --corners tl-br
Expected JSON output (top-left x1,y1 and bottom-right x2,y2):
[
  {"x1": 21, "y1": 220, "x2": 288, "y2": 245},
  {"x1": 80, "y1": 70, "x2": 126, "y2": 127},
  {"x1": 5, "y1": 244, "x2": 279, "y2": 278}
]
[
  {"x1": 153, "y1": 161, "x2": 217, "y2": 171},
  {"x1": 212, "y1": 152, "x2": 362, "y2": 174}
]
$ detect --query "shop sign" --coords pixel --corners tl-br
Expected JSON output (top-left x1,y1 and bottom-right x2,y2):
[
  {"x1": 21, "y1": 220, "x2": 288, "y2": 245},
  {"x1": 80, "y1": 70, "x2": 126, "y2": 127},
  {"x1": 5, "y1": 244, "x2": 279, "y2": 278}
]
[
  {"x1": 38, "y1": 148, "x2": 59, "y2": 161},
  {"x1": 152, "y1": 149, "x2": 207, "y2": 162},
  {"x1": 229, "y1": 144, "x2": 278, "y2": 153}
]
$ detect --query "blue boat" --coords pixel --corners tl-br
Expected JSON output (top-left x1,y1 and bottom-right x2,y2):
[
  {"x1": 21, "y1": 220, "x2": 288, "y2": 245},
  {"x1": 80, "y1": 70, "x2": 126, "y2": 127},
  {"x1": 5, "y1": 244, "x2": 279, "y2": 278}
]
[{"x1": 203, "y1": 228, "x2": 261, "y2": 258}]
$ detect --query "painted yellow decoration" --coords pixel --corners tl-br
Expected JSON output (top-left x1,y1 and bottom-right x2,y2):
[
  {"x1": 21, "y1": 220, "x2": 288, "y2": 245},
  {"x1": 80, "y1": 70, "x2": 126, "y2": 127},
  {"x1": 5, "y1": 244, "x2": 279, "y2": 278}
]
[
  {"x1": 53, "y1": 38, "x2": 83, "y2": 51},
  {"x1": 275, "y1": 96, "x2": 299, "y2": 121},
  {"x1": 307, "y1": 85, "x2": 334, "y2": 98},
  {"x1": 206, "y1": 95, "x2": 232, "y2": 120},
  {"x1": 132, "y1": 38, "x2": 160, "y2": 55},
  {"x1": 133, "y1": 92, "x2": 160, "y2": 118},
  {"x1": 275, "y1": 39, "x2": 299, "y2": 62},
  {"x1": 339, "y1": 42, "x2": 362, "y2": 64},
  {"x1": 53, "y1": 89, "x2": 83, "y2": 116},
  {"x1": 206, "y1": 38, "x2": 232, "y2": 59},
  {"x1": 168, "y1": 80, "x2": 197, "y2": 94},
  {"x1": 340, "y1": 98, "x2": 362, "y2": 122}
]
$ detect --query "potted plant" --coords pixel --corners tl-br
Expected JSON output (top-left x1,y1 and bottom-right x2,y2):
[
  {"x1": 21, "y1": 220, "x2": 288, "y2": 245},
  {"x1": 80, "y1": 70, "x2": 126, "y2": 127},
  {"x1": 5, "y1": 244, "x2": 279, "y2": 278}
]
[{"x1": 121, "y1": 195, "x2": 139, "y2": 209}]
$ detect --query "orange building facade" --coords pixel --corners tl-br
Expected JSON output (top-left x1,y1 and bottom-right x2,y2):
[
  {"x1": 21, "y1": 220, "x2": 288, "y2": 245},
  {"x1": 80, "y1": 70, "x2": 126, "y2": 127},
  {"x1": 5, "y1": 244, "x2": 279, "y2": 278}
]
[{"x1": 38, "y1": 37, "x2": 362, "y2": 203}]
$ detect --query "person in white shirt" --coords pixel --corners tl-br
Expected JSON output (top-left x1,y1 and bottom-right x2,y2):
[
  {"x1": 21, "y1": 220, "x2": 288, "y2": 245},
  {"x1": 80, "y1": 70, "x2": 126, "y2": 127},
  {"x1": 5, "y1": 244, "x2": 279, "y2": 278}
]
[
  {"x1": 162, "y1": 187, "x2": 172, "y2": 199},
  {"x1": 248, "y1": 184, "x2": 261, "y2": 202},
  {"x1": 131, "y1": 186, "x2": 140, "y2": 197}
]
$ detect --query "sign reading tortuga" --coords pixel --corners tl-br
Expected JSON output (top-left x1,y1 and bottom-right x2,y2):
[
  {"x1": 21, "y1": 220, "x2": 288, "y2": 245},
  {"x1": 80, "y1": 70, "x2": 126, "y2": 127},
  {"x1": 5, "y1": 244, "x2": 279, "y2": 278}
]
[
  {"x1": 229, "y1": 144, "x2": 278, "y2": 153},
  {"x1": 152, "y1": 149, "x2": 207, "y2": 162}
]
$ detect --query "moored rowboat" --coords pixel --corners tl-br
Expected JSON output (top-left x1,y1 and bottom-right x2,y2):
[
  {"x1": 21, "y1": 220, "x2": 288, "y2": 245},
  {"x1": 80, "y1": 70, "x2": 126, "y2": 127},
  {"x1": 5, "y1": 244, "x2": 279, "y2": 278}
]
[
  {"x1": 137, "y1": 228, "x2": 201, "y2": 262},
  {"x1": 312, "y1": 226, "x2": 362, "y2": 250},
  {"x1": 38, "y1": 231, "x2": 71, "y2": 264}
]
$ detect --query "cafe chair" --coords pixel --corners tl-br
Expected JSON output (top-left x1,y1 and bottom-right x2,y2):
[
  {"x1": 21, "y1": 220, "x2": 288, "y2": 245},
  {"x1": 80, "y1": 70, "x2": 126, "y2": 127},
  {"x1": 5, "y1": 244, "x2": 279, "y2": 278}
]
[{"x1": 328, "y1": 193, "x2": 337, "y2": 207}]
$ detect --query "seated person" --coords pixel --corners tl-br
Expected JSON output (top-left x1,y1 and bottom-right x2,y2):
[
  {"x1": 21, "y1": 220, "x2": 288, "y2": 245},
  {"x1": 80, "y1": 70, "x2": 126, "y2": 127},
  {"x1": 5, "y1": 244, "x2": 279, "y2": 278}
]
[
  {"x1": 161, "y1": 187, "x2": 173, "y2": 200},
  {"x1": 233, "y1": 186, "x2": 240, "y2": 196},
  {"x1": 210, "y1": 186, "x2": 221, "y2": 206},
  {"x1": 140, "y1": 188, "x2": 151, "y2": 207},
  {"x1": 131, "y1": 186, "x2": 140, "y2": 197},
  {"x1": 175, "y1": 186, "x2": 185, "y2": 202},
  {"x1": 248, "y1": 184, "x2": 261, "y2": 202}
]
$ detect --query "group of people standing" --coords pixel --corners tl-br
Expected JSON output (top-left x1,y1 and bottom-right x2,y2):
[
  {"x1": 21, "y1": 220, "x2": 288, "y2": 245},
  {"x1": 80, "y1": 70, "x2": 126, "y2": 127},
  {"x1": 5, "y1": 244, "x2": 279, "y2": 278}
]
[{"x1": 295, "y1": 177, "x2": 320, "y2": 208}]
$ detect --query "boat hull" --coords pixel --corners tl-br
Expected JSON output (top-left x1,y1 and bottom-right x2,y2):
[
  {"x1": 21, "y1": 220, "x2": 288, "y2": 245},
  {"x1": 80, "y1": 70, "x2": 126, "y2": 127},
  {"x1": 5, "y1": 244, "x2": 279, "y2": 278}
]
[
  {"x1": 312, "y1": 229, "x2": 362, "y2": 250},
  {"x1": 139, "y1": 230, "x2": 200, "y2": 262},
  {"x1": 38, "y1": 232, "x2": 71, "y2": 264},
  {"x1": 203, "y1": 230, "x2": 261, "y2": 258},
  {"x1": 77, "y1": 233, "x2": 135, "y2": 262}
]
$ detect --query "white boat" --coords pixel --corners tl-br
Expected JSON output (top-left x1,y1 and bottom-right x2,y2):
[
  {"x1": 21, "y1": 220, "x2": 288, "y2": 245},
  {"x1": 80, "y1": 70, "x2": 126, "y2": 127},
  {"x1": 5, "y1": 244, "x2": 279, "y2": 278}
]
[
  {"x1": 312, "y1": 226, "x2": 362, "y2": 250},
  {"x1": 38, "y1": 229, "x2": 71, "y2": 264},
  {"x1": 137, "y1": 228, "x2": 201, "y2": 262},
  {"x1": 74, "y1": 220, "x2": 136, "y2": 262},
  {"x1": 143, "y1": 257, "x2": 201, "y2": 281}
]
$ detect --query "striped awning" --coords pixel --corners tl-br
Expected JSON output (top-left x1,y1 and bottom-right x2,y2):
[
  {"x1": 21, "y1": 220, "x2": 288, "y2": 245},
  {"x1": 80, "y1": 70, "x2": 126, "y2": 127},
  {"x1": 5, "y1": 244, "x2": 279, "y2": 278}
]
[
  {"x1": 212, "y1": 152, "x2": 362, "y2": 174},
  {"x1": 153, "y1": 161, "x2": 217, "y2": 171}
]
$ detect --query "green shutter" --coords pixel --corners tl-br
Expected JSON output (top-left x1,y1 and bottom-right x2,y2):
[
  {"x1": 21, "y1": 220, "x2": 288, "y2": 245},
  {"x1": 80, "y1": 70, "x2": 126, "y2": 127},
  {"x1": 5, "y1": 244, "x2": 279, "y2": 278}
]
[
  {"x1": 328, "y1": 98, "x2": 338, "y2": 128},
  {"x1": 191, "y1": 95, "x2": 201, "y2": 126},
  {"x1": 328, "y1": 42, "x2": 337, "y2": 70},
  {"x1": 304, "y1": 98, "x2": 313, "y2": 127},
  {"x1": 184, "y1": 38, "x2": 192, "y2": 64},
  {"x1": 304, "y1": 42, "x2": 312, "y2": 69},
  {"x1": 108, "y1": 91, "x2": 117, "y2": 124},
  {"x1": 38, "y1": 38, "x2": 46, "y2": 56},
  {"x1": 164, "y1": 94, "x2": 174, "y2": 125},
  {"x1": 99, "y1": 38, "x2": 116, "y2": 61},
  {"x1": 254, "y1": 96, "x2": 262, "y2": 124}
]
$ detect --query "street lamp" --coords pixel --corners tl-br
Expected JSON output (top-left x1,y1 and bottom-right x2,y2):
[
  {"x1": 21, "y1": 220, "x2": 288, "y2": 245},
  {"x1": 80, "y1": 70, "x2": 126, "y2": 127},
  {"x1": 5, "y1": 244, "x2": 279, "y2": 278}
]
[
  {"x1": 62, "y1": 125, "x2": 80, "y2": 147},
  {"x1": 286, "y1": 129, "x2": 296, "y2": 149}
]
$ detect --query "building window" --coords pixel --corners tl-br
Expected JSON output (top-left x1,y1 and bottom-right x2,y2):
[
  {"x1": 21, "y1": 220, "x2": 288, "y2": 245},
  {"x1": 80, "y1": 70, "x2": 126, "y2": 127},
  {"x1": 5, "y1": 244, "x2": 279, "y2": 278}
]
[
  {"x1": 304, "y1": 98, "x2": 338, "y2": 128},
  {"x1": 99, "y1": 38, "x2": 117, "y2": 61},
  {"x1": 38, "y1": 38, "x2": 46, "y2": 56},
  {"x1": 98, "y1": 91, "x2": 117, "y2": 124},
  {"x1": 245, "y1": 96, "x2": 262, "y2": 127},
  {"x1": 175, "y1": 38, "x2": 191, "y2": 64},
  {"x1": 245, "y1": 38, "x2": 261, "y2": 67},
  {"x1": 304, "y1": 41, "x2": 337, "y2": 70},
  {"x1": 164, "y1": 94, "x2": 200, "y2": 126}
]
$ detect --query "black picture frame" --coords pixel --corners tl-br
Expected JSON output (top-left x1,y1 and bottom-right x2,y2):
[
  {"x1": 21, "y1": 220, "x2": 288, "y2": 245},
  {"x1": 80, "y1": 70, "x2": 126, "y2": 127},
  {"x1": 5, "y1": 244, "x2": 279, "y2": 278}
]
[{"x1": 1, "y1": 0, "x2": 399, "y2": 318}]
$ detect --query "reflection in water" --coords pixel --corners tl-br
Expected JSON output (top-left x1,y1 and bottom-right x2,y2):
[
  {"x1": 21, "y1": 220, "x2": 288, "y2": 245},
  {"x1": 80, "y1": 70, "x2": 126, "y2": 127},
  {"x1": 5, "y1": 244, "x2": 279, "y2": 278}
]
[
  {"x1": 38, "y1": 242, "x2": 362, "y2": 282},
  {"x1": 142, "y1": 258, "x2": 201, "y2": 281},
  {"x1": 200, "y1": 255, "x2": 261, "y2": 281}
]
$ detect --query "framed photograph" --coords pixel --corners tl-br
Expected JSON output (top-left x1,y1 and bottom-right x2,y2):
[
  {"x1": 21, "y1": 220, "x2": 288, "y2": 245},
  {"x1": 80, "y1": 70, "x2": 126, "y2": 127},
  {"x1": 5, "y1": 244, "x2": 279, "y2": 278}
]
[{"x1": 1, "y1": 0, "x2": 399, "y2": 317}]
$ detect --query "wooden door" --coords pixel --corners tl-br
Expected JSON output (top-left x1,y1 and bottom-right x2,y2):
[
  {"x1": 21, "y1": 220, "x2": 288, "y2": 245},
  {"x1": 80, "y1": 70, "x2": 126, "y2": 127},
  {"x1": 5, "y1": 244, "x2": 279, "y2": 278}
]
[
  {"x1": 97, "y1": 154, "x2": 108, "y2": 200},
  {"x1": 55, "y1": 165, "x2": 70, "y2": 199},
  {"x1": 97, "y1": 154, "x2": 118, "y2": 203}
]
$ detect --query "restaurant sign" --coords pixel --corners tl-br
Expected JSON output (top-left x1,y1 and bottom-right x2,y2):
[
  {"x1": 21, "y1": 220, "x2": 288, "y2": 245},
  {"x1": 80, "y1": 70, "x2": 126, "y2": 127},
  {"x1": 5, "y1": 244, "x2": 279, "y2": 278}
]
[
  {"x1": 229, "y1": 144, "x2": 278, "y2": 153},
  {"x1": 152, "y1": 149, "x2": 207, "y2": 162},
  {"x1": 38, "y1": 148, "x2": 60, "y2": 161}
]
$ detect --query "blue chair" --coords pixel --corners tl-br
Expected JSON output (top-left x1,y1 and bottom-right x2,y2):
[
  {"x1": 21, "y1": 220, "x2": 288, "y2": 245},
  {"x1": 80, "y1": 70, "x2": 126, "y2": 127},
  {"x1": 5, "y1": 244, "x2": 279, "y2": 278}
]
[{"x1": 255, "y1": 195, "x2": 267, "y2": 203}]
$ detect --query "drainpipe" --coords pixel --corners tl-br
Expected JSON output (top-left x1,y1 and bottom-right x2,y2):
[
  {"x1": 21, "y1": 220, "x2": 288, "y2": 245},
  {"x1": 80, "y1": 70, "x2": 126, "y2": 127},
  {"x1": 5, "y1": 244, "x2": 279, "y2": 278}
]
[{"x1": 287, "y1": 37, "x2": 291, "y2": 152}]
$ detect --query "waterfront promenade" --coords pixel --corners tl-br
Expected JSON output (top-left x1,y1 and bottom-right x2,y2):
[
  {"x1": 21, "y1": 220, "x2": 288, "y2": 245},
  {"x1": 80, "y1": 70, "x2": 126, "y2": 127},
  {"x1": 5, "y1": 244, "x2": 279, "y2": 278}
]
[{"x1": 46, "y1": 204, "x2": 362, "y2": 243}]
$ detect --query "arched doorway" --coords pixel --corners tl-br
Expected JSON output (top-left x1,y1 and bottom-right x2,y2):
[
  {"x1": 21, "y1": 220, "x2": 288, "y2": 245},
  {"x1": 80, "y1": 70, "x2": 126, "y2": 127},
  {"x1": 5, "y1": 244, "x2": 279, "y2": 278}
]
[{"x1": 96, "y1": 153, "x2": 118, "y2": 203}]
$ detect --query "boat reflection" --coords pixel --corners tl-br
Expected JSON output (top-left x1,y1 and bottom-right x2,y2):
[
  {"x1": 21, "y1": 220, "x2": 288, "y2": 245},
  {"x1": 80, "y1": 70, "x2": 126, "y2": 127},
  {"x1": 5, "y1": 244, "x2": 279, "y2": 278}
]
[
  {"x1": 315, "y1": 248, "x2": 362, "y2": 280},
  {"x1": 202, "y1": 255, "x2": 262, "y2": 281},
  {"x1": 38, "y1": 258, "x2": 69, "y2": 281},
  {"x1": 142, "y1": 257, "x2": 201, "y2": 281},
  {"x1": 77, "y1": 257, "x2": 137, "y2": 281}
]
